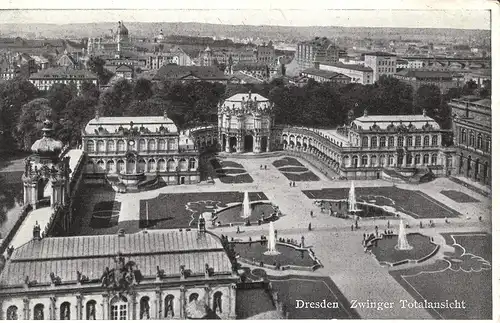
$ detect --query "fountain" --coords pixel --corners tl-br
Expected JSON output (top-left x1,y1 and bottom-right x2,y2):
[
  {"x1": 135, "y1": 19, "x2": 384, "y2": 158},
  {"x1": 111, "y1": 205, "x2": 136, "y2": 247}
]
[
  {"x1": 264, "y1": 221, "x2": 280, "y2": 255},
  {"x1": 241, "y1": 191, "x2": 252, "y2": 218},
  {"x1": 395, "y1": 219, "x2": 413, "y2": 250},
  {"x1": 348, "y1": 182, "x2": 361, "y2": 213}
]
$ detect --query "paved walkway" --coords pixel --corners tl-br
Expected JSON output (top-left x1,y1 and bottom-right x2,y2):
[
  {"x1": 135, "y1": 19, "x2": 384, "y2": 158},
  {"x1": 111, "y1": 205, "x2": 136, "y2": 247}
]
[
  {"x1": 111, "y1": 154, "x2": 490, "y2": 319},
  {"x1": 8, "y1": 207, "x2": 52, "y2": 249}
]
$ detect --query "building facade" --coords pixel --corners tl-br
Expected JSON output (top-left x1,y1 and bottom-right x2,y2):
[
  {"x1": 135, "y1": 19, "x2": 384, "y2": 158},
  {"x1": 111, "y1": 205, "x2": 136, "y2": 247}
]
[
  {"x1": 300, "y1": 68, "x2": 351, "y2": 84},
  {"x1": 82, "y1": 113, "x2": 200, "y2": 187},
  {"x1": 29, "y1": 67, "x2": 98, "y2": 91},
  {"x1": 449, "y1": 97, "x2": 491, "y2": 185},
  {"x1": 394, "y1": 69, "x2": 459, "y2": 93},
  {"x1": 296, "y1": 37, "x2": 341, "y2": 70},
  {"x1": 318, "y1": 62, "x2": 374, "y2": 84},
  {"x1": 363, "y1": 52, "x2": 397, "y2": 82},
  {"x1": 0, "y1": 230, "x2": 238, "y2": 320},
  {"x1": 218, "y1": 92, "x2": 275, "y2": 153}
]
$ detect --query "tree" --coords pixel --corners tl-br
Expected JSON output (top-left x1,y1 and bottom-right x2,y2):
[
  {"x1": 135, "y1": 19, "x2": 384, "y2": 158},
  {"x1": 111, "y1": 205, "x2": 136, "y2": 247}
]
[
  {"x1": 133, "y1": 78, "x2": 153, "y2": 102},
  {"x1": 99, "y1": 79, "x2": 133, "y2": 116},
  {"x1": 16, "y1": 98, "x2": 53, "y2": 150},
  {"x1": 46, "y1": 83, "x2": 77, "y2": 117},
  {"x1": 57, "y1": 96, "x2": 96, "y2": 146},
  {"x1": 81, "y1": 81, "x2": 100, "y2": 102},
  {"x1": 413, "y1": 84, "x2": 449, "y2": 128},
  {"x1": 88, "y1": 56, "x2": 114, "y2": 85}
]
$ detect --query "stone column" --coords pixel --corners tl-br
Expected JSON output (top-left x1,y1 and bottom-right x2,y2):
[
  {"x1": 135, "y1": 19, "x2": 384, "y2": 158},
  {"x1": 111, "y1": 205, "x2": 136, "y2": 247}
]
[
  {"x1": 236, "y1": 135, "x2": 244, "y2": 153},
  {"x1": 76, "y1": 294, "x2": 83, "y2": 320},
  {"x1": 266, "y1": 136, "x2": 271, "y2": 152},
  {"x1": 225, "y1": 136, "x2": 231, "y2": 153},
  {"x1": 129, "y1": 292, "x2": 137, "y2": 320},
  {"x1": 254, "y1": 136, "x2": 261, "y2": 153},
  {"x1": 204, "y1": 286, "x2": 211, "y2": 309},
  {"x1": 155, "y1": 288, "x2": 162, "y2": 319},
  {"x1": 402, "y1": 153, "x2": 407, "y2": 167},
  {"x1": 101, "y1": 293, "x2": 109, "y2": 320},
  {"x1": 228, "y1": 284, "x2": 237, "y2": 319},
  {"x1": 23, "y1": 298, "x2": 30, "y2": 320},
  {"x1": 179, "y1": 286, "x2": 186, "y2": 319}
]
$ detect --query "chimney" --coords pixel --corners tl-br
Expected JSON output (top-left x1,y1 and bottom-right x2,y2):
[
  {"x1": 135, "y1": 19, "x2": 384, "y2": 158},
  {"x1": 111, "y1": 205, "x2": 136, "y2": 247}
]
[{"x1": 33, "y1": 221, "x2": 41, "y2": 241}]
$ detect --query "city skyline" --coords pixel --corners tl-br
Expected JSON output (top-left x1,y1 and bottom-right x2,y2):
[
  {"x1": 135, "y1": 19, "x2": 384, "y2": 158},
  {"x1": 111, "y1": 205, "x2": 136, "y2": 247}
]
[{"x1": 0, "y1": 9, "x2": 492, "y2": 30}]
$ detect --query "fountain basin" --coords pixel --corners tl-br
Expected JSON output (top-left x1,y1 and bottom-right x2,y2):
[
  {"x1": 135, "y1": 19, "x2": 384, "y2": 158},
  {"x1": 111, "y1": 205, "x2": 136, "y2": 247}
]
[
  {"x1": 233, "y1": 241, "x2": 321, "y2": 271},
  {"x1": 320, "y1": 200, "x2": 399, "y2": 219},
  {"x1": 367, "y1": 233, "x2": 439, "y2": 267},
  {"x1": 215, "y1": 202, "x2": 278, "y2": 226}
]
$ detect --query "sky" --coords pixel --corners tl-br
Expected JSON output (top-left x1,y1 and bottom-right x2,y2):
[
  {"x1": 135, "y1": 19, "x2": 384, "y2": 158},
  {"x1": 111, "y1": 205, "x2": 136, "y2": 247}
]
[{"x1": 0, "y1": 0, "x2": 494, "y2": 30}]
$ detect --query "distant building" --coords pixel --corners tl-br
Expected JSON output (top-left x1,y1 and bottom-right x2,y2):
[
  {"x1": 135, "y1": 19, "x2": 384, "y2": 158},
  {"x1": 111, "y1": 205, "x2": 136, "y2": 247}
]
[
  {"x1": 296, "y1": 37, "x2": 341, "y2": 70},
  {"x1": 449, "y1": 97, "x2": 491, "y2": 185},
  {"x1": 29, "y1": 67, "x2": 98, "y2": 91},
  {"x1": 396, "y1": 59, "x2": 409, "y2": 70},
  {"x1": 317, "y1": 62, "x2": 373, "y2": 85},
  {"x1": 56, "y1": 51, "x2": 79, "y2": 69},
  {"x1": 300, "y1": 68, "x2": 350, "y2": 84},
  {"x1": 153, "y1": 65, "x2": 227, "y2": 84},
  {"x1": 363, "y1": 52, "x2": 397, "y2": 81},
  {"x1": 394, "y1": 69, "x2": 459, "y2": 92}
]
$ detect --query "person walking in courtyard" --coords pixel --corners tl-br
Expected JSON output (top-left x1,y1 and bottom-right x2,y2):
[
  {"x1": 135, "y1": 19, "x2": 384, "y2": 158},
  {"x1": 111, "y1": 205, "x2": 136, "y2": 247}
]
[
  {"x1": 387, "y1": 220, "x2": 390, "y2": 228},
  {"x1": 260, "y1": 165, "x2": 263, "y2": 170},
  {"x1": 264, "y1": 165, "x2": 267, "y2": 170},
  {"x1": 308, "y1": 222, "x2": 312, "y2": 231},
  {"x1": 479, "y1": 216, "x2": 482, "y2": 222},
  {"x1": 236, "y1": 226, "x2": 241, "y2": 234},
  {"x1": 301, "y1": 236, "x2": 305, "y2": 247},
  {"x1": 351, "y1": 224, "x2": 354, "y2": 231},
  {"x1": 310, "y1": 210, "x2": 314, "y2": 218}
]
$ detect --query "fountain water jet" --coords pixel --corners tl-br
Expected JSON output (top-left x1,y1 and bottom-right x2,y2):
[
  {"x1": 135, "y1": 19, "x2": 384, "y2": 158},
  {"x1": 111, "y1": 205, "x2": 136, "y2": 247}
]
[
  {"x1": 241, "y1": 191, "x2": 251, "y2": 218},
  {"x1": 264, "y1": 221, "x2": 280, "y2": 255},
  {"x1": 348, "y1": 182, "x2": 361, "y2": 213},
  {"x1": 395, "y1": 219, "x2": 413, "y2": 250}
]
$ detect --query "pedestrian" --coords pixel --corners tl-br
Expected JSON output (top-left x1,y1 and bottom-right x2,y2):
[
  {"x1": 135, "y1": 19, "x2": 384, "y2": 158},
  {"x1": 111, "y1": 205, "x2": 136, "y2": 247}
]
[
  {"x1": 293, "y1": 181, "x2": 296, "y2": 187},
  {"x1": 351, "y1": 224, "x2": 354, "y2": 231},
  {"x1": 308, "y1": 222, "x2": 312, "y2": 231},
  {"x1": 289, "y1": 181, "x2": 291, "y2": 187},
  {"x1": 420, "y1": 221, "x2": 423, "y2": 229},
  {"x1": 264, "y1": 165, "x2": 267, "y2": 170},
  {"x1": 236, "y1": 226, "x2": 241, "y2": 234},
  {"x1": 310, "y1": 211, "x2": 314, "y2": 218},
  {"x1": 479, "y1": 216, "x2": 482, "y2": 222},
  {"x1": 387, "y1": 220, "x2": 390, "y2": 228},
  {"x1": 363, "y1": 233, "x2": 366, "y2": 239}
]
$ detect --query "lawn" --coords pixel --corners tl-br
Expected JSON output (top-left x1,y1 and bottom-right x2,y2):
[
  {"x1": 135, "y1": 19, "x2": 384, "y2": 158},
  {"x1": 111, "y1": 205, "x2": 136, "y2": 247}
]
[
  {"x1": 281, "y1": 171, "x2": 320, "y2": 182},
  {"x1": 390, "y1": 232, "x2": 491, "y2": 319},
  {"x1": 272, "y1": 157, "x2": 304, "y2": 168},
  {"x1": 218, "y1": 173, "x2": 254, "y2": 184},
  {"x1": 215, "y1": 168, "x2": 247, "y2": 175},
  {"x1": 303, "y1": 186, "x2": 460, "y2": 219},
  {"x1": 210, "y1": 159, "x2": 253, "y2": 184},
  {"x1": 139, "y1": 191, "x2": 269, "y2": 229},
  {"x1": 278, "y1": 166, "x2": 309, "y2": 172},
  {"x1": 440, "y1": 190, "x2": 479, "y2": 203},
  {"x1": 239, "y1": 267, "x2": 360, "y2": 319},
  {"x1": 273, "y1": 157, "x2": 319, "y2": 182}
]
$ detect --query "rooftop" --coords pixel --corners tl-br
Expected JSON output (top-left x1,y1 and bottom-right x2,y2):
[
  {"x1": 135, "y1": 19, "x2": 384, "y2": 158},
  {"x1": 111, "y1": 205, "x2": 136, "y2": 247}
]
[
  {"x1": 0, "y1": 230, "x2": 232, "y2": 287},
  {"x1": 30, "y1": 67, "x2": 97, "y2": 79},
  {"x1": 364, "y1": 51, "x2": 397, "y2": 57},
  {"x1": 84, "y1": 116, "x2": 178, "y2": 134},
  {"x1": 319, "y1": 62, "x2": 373, "y2": 72},
  {"x1": 301, "y1": 68, "x2": 349, "y2": 80},
  {"x1": 395, "y1": 69, "x2": 453, "y2": 79},
  {"x1": 153, "y1": 65, "x2": 227, "y2": 81},
  {"x1": 352, "y1": 114, "x2": 441, "y2": 131}
]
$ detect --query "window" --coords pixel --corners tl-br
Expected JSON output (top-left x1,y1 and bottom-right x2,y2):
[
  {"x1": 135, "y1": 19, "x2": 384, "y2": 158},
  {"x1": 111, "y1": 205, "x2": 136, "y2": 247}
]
[
  {"x1": 388, "y1": 155, "x2": 394, "y2": 166},
  {"x1": 361, "y1": 155, "x2": 368, "y2": 166},
  {"x1": 213, "y1": 292, "x2": 223, "y2": 313},
  {"x1": 179, "y1": 159, "x2": 188, "y2": 171},
  {"x1": 60, "y1": 302, "x2": 71, "y2": 320},
  {"x1": 415, "y1": 136, "x2": 421, "y2": 147},
  {"x1": 148, "y1": 140, "x2": 156, "y2": 151},
  {"x1": 406, "y1": 154, "x2": 412, "y2": 165},
  {"x1": 477, "y1": 134, "x2": 483, "y2": 150},
  {"x1": 431, "y1": 135, "x2": 438, "y2": 146},
  {"x1": 34, "y1": 304, "x2": 44, "y2": 320},
  {"x1": 7, "y1": 306, "x2": 18, "y2": 320},
  {"x1": 86, "y1": 140, "x2": 95, "y2": 152},
  {"x1": 415, "y1": 154, "x2": 421, "y2": 164},
  {"x1": 461, "y1": 129, "x2": 467, "y2": 144},
  {"x1": 423, "y1": 136, "x2": 430, "y2": 147},
  {"x1": 168, "y1": 139, "x2": 177, "y2": 150},
  {"x1": 406, "y1": 136, "x2": 413, "y2": 147},
  {"x1": 139, "y1": 139, "x2": 146, "y2": 151},
  {"x1": 370, "y1": 137, "x2": 377, "y2": 148},
  {"x1": 111, "y1": 302, "x2": 127, "y2": 320},
  {"x1": 107, "y1": 140, "x2": 115, "y2": 152},
  {"x1": 423, "y1": 154, "x2": 429, "y2": 165},
  {"x1": 165, "y1": 295, "x2": 175, "y2": 318},
  {"x1": 167, "y1": 159, "x2": 175, "y2": 172},
  {"x1": 388, "y1": 137, "x2": 394, "y2": 147},
  {"x1": 97, "y1": 140, "x2": 105, "y2": 152},
  {"x1": 469, "y1": 131, "x2": 475, "y2": 147},
  {"x1": 140, "y1": 297, "x2": 150, "y2": 320},
  {"x1": 361, "y1": 137, "x2": 368, "y2": 147},
  {"x1": 117, "y1": 140, "x2": 125, "y2": 152},
  {"x1": 379, "y1": 136, "x2": 386, "y2": 147},
  {"x1": 189, "y1": 158, "x2": 196, "y2": 169},
  {"x1": 397, "y1": 136, "x2": 404, "y2": 147},
  {"x1": 158, "y1": 139, "x2": 166, "y2": 151},
  {"x1": 486, "y1": 137, "x2": 491, "y2": 152},
  {"x1": 431, "y1": 154, "x2": 437, "y2": 165},
  {"x1": 352, "y1": 156, "x2": 358, "y2": 167}
]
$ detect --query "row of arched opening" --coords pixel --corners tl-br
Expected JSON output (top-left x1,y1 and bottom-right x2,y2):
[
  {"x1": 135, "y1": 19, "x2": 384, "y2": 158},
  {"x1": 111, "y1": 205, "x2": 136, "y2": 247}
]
[
  {"x1": 86, "y1": 158, "x2": 197, "y2": 174},
  {"x1": 86, "y1": 138, "x2": 178, "y2": 154}
]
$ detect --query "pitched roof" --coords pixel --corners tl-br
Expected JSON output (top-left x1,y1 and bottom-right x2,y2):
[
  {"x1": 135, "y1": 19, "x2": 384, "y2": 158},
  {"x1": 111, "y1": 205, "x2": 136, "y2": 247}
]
[
  {"x1": 353, "y1": 114, "x2": 440, "y2": 131},
  {"x1": 319, "y1": 62, "x2": 373, "y2": 72},
  {"x1": 153, "y1": 65, "x2": 227, "y2": 81},
  {"x1": 301, "y1": 68, "x2": 349, "y2": 80},
  {"x1": 0, "y1": 230, "x2": 232, "y2": 287},
  {"x1": 29, "y1": 67, "x2": 97, "y2": 79},
  {"x1": 364, "y1": 51, "x2": 397, "y2": 57},
  {"x1": 395, "y1": 69, "x2": 453, "y2": 79},
  {"x1": 230, "y1": 71, "x2": 264, "y2": 84},
  {"x1": 84, "y1": 116, "x2": 178, "y2": 134}
]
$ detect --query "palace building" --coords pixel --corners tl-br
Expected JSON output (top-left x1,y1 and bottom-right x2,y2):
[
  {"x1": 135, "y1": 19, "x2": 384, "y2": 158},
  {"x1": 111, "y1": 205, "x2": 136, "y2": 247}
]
[
  {"x1": 218, "y1": 91, "x2": 275, "y2": 154},
  {"x1": 0, "y1": 230, "x2": 238, "y2": 320},
  {"x1": 82, "y1": 112, "x2": 200, "y2": 190}
]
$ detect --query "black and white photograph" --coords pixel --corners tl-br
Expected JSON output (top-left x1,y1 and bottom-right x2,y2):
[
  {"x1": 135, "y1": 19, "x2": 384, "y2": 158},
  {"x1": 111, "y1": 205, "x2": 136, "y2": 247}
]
[{"x1": 0, "y1": 0, "x2": 496, "y2": 320}]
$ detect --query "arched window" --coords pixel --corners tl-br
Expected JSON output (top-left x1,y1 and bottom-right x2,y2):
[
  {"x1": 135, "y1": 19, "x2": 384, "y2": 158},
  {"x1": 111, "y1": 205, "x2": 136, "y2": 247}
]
[
  {"x1": 158, "y1": 139, "x2": 166, "y2": 151},
  {"x1": 147, "y1": 159, "x2": 156, "y2": 172},
  {"x1": 213, "y1": 291, "x2": 223, "y2": 313},
  {"x1": 423, "y1": 154, "x2": 429, "y2": 165},
  {"x1": 167, "y1": 159, "x2": 176, "y2": 172},
  {"x1": 165, "y1": 295, "x2": 175, "y2": 318},
  {"x1": 60, "y1": 302, "x2": 71, "y2": 320},
  {"x1": 415, "y1": 154, "x2": 421, "y2": 165},
  {"x1": 189, "y1": 158, "x2": 196, "y2": 170},
  {"x1": 379, "y1": 136, "x2": 386, "y2": 147},
  {"x1": 139, "y1": 139, "x2": 146, "y2": 152},
  {"x1": 138, "y1": 159, "x2": 146, "y2": 173},
  {"x1": 107, "y1": 140, "x2": 115, "y2": 152},
  {"x1": 179, "y1": 159, "x2": 188, "y2": 171},
  {"x1": 469, "y1": 131, "x2": 475, "y2": 147},
  {"x1": 486, "y1": 137, "x2": 491, "y2": 153},
  {"x1": 461, "y1": 129, "x2": 467, "y2": 144},
  {"x1": 477, "y1": 134, "x2": 483, "y2": 150},
  {"x1": 96, "y1": 160, "x2": 105, "y2": 173},
  {"x1": 86, "y1": 300, "x2": 97, "y2": 320},
  {"x1": 86, "y1": 140, "x2": 95, "y2": 152},
  {"x1": 111, "y1": 296, "x2": 128, "y2": 320},
  {"x1": 6, "y1": 305, "x2": 18, "y2": 320},
  {"x1": 388, "y1": 155, "x2": 394, "y2": 166},
  {"x1": 189, "y1": 293, "x2": 199, "y2": 303},
  {"x1": 117, "y1": 160, "x2": 125, "y2": 173},
  {"x1": 397, "y1": 136, "x2": 404, "y2": 147},
  {"x1": 431, "y1": 135, "x2": 438, "y2": 146},
  {"x1": 406, "y1": 136, "x2": 413, "y2": 147},
  {"x1": 352, "y1": 156, "x2": 358, "y2": 168},
  {"x1": 34, "y1": 304, "x2": 44, "y2": 320},
  {"x1": 97, "y1": 140, "x2": 105, "y2": 152},
  {"x1": 370, "y1": 155, "x2": 377, "y2": 166},
  {"x1": 86, "y1": 160, "x2": 95, "y2": 173},
  {"x1": 106, "y1": 160, "x2": 115, "y2": 173},
  {"x1": 139, "y1": 297, "x2": 150, "y2": 320},
  {"x1": 423, "y1": 136, "x2": 430, "y2": 147},
  {"x1": 415, "y1": 136, "x2": 421, "y2": 147},
  {"x1": 388, "y1": 137, "x2": 394, "y2": 147},
  {"x1": 361, "y1": 137, "x2": 368, "y2": 148},
  {"x1": 361, "y1": 155, "x2": 368, "y2": 166},
  {"x1": 117, "y1": 140, "x2": 125, "y2": 152},
  {"x1": 379, "y1": 155, "x2": 386, "y2": 166},
  {"x1": 370, "y1": 137, "x2": 377, "y2": 148},
  {"x1": 431, "y1": 154, "x2": 437, "y2": 165},
  {"x1": 148, "y1": 140, "x2": 156, "y2": 151},
  {"x1": 406, "y1": 154, "x2": 412, "y2": 165},
  {"x1": 158, "y1": 159, "x2": 166, "y2": 172}
]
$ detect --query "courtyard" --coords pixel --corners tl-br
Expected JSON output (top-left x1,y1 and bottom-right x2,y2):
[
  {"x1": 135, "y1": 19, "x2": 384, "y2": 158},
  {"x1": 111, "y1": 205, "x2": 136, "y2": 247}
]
[{"x1": 71, "y1": 153, "x2": 491, "y2": 319}]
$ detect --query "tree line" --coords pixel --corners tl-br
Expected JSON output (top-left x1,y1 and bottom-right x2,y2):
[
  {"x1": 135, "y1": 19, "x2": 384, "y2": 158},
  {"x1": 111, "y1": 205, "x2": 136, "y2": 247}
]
[{"x1": 0, "y1": 74, "x2": 489, "y2": 155}]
